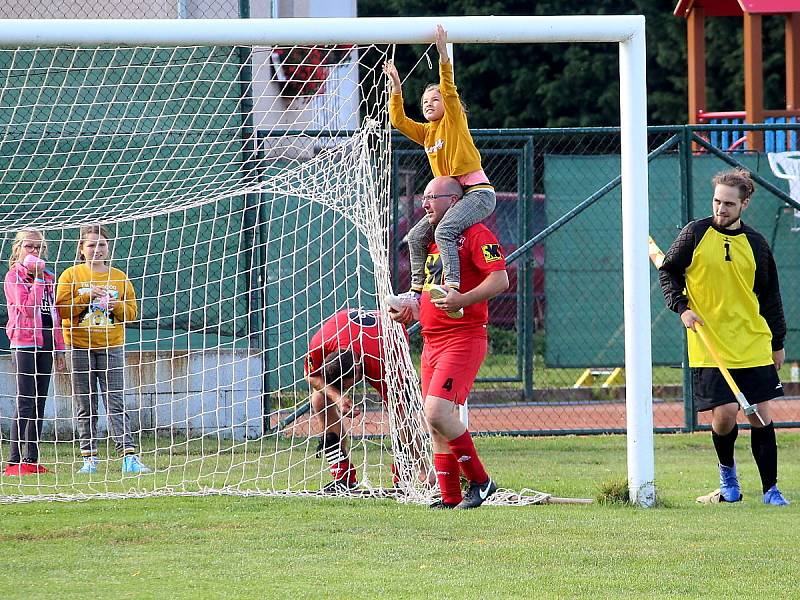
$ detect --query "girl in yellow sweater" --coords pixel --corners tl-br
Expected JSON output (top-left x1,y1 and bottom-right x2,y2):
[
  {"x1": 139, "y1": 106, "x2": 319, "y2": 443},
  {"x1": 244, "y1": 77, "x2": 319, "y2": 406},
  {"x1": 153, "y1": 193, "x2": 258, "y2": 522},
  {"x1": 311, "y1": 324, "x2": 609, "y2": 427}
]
[
  {"x1": 56, "y1": 225, "x2": 151, "y2": 475},
  {"x1": 384, "y1": 25, "x2": 496, "y2": 319}
]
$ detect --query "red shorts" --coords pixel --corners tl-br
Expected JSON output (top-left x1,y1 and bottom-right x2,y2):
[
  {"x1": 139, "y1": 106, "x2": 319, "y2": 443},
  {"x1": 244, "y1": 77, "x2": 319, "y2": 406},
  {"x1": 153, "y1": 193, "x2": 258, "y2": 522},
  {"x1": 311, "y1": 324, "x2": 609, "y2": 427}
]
[{"x1": 421, "y1": 334, "x2": 487, "y2": 405}]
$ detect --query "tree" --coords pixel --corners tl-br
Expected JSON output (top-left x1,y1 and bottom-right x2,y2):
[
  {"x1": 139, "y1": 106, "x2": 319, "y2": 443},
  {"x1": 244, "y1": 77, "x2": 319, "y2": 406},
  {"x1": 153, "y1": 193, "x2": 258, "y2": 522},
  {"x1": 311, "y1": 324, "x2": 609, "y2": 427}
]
[{"x1": 358, "y1": 0, "x2": 789, "y2": 127}]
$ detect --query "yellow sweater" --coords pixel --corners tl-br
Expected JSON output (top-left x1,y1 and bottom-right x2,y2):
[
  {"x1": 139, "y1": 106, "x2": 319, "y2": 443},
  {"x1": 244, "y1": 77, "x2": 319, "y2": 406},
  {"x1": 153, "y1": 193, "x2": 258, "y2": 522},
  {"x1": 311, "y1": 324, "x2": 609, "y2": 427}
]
[
  {"x1": 55, "y1": 263, "x2": 137, "y2": 349},
  {"x1": 389, "y1": 61, "x2": 482, "y2": 178}
]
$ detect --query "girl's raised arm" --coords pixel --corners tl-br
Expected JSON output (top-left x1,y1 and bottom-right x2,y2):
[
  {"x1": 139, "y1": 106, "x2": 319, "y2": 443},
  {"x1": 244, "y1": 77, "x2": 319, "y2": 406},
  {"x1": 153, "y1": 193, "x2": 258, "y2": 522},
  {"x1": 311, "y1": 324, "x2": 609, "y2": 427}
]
[
  {"x1": 382, "y1": 60, "x2": 402, "y2": 95},
  {"x1": 435, "y1": 25, "x2": 450, "y2": 64}
]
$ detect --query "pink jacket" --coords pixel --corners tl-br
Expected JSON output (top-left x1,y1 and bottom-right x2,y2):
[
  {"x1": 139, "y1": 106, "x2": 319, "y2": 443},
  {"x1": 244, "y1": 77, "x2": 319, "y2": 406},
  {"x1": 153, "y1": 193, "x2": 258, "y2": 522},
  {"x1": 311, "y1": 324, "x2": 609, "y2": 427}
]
[{"x1": 4, "y1": 263, "x2": 65, "y2": 351}]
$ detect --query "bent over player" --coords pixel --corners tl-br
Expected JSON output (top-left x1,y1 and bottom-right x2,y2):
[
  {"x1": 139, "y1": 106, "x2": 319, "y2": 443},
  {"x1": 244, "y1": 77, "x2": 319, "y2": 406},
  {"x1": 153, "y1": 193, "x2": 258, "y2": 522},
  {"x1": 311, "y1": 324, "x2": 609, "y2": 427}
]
[
  {"x1": 305, "y1": 308, "x2": 387, "y2": 492},
  {"x1": 390, "y1": 176, "x2": 508, "y2": 509},
  {"x1": 305, "y1": 308, "x2": 430, "y2": 492},
  {"x1": 659, "y1": 168, "x2": 789, "y2": 505}
]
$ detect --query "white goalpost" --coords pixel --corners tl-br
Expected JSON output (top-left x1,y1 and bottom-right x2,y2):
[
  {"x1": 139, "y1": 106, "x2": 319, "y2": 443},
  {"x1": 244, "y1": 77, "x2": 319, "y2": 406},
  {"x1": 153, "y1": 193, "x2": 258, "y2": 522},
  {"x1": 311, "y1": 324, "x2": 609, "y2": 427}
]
[{"x1": 0, "y1": 16, "x2": 655, "y2": 507}]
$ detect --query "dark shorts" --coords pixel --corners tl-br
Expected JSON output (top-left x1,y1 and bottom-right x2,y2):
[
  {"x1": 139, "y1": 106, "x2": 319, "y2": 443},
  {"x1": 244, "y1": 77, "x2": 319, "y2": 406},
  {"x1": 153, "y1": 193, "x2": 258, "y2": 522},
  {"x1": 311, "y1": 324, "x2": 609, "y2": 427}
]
[{"x1": 692, "y1": 365, "x2": 783, "y2": 412}]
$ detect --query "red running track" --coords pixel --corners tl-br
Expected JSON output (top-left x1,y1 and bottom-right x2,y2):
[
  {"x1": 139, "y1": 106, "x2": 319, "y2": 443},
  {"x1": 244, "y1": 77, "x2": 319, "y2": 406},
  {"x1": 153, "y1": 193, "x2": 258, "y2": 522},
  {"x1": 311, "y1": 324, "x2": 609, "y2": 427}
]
[{"x1": 274, "y1": 396, "x2": 800, "y2": 437}]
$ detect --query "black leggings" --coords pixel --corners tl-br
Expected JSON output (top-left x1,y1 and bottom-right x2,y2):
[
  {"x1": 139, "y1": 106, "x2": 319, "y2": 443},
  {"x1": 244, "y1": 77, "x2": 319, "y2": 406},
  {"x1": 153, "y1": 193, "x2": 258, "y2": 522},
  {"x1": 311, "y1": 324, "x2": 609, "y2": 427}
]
[{"x1": 9, "y1": 329, "x2": 54, "y2": 464}]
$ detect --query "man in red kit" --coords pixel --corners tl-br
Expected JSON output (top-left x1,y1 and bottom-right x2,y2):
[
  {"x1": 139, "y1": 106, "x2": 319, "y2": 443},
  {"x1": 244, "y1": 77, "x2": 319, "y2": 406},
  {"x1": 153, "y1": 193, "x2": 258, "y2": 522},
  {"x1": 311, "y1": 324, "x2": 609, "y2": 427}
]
[
  {"x1": 305, "y1": 308, "x2": 431, "y2": 492},
  {"x1": 305, "y1": 308, "x2": 388, "y2": 492},
  {"x1": 389, "y1": 175, "x2": 508, "y2": 509}
]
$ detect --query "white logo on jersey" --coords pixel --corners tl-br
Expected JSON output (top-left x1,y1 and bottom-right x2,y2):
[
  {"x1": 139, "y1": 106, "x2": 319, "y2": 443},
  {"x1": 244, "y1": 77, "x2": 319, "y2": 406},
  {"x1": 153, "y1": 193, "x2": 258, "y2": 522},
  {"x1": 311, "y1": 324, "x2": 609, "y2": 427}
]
[{"x1": 425, "y1": 139, "x2": 444, "y2": 154}]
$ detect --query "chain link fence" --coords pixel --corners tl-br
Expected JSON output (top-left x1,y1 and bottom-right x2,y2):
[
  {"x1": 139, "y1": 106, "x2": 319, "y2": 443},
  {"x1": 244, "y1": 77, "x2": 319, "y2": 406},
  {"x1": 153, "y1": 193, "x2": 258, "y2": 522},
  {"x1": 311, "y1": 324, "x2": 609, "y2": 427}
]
[
  {"x1": 0, "y1": 1, "x2": 358, "y2": 20},
  {"x1": 392, "y1": 124, "x2": 800, "y2": 434},
  {"x1": 0, "y1": 0, "x2": 246, "y2": 19}
]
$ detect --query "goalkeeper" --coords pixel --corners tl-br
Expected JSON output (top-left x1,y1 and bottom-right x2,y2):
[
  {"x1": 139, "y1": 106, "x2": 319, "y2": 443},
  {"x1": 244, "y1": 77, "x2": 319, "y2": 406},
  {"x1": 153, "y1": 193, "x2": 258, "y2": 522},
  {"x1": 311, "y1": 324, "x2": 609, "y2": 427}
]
[
  {"x1": 659, "y1": 168, "x2": 789, "y2": 506},
  {"x1": 305, "y1": 308, "x2": 429, "y2": 492}
]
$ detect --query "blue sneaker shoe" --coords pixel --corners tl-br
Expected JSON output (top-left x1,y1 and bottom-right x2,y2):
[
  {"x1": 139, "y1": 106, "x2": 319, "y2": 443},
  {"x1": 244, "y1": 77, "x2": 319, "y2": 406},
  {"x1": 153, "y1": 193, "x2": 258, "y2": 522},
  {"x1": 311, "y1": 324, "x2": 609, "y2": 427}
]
[
  {"x1": 763, "y1": 485, "x2": 790, "y2": 506},
  {"x1": 718, "y1": 464, "x2": 742, "y2": 502},
  {"x1": 77, "y1": 456, "x2": 98, "y2": 474},
  {"x1": 122, "y1": 455, "x2": 153, "y2": 475}
]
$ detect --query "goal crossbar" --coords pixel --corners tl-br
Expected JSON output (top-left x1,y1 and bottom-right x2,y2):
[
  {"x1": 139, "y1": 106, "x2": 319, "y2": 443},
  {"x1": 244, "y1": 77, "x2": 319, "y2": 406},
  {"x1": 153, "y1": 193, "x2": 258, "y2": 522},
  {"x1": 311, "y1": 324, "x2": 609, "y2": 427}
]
[{"x1": 0, "y1": 16, "x2": 644, "y2": 47}]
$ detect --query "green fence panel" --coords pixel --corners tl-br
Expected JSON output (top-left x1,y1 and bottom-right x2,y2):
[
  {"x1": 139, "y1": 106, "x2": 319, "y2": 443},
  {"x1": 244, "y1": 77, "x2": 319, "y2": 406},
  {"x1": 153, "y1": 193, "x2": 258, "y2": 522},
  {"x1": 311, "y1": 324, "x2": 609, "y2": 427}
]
[
  {"x1": 0, "y1": 46, "x2": 247, "y2": 351},
  {"x1": 258, "y1": 162, "x2": 378, "y2": 393},
  {"x1": 544, "y1": 153, "x2": 798, "y2": 368}
]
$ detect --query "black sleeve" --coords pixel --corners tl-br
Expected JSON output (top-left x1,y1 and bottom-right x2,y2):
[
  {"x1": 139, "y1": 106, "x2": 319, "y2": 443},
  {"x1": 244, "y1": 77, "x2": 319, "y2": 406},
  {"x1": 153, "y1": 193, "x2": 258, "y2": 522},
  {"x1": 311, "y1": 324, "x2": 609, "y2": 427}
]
[
  {"x1": 748, "y1": 231, "x2": 786, "y2": 351},
  {"x1": 658, "y1": 222, "x2": 698, "y2": 315}
]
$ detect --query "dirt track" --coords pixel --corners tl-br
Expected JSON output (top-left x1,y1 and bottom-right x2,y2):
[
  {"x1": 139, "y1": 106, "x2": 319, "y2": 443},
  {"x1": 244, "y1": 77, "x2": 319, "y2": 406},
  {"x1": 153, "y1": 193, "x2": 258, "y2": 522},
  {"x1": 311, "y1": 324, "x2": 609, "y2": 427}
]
[{"x1": 275, "y1": 396, "x2": 800, "y2": 437}]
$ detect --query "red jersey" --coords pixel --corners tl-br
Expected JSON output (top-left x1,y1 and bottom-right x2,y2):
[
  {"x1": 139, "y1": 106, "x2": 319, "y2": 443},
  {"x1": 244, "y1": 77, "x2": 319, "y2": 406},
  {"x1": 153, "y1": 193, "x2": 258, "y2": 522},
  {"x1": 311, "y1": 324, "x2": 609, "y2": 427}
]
[
  {"x1": 419, "y1": 223, "x2": 506, "y2": 338},
  {"x1": 305, "y1": 309, "x2": 387, "y2": 398}
]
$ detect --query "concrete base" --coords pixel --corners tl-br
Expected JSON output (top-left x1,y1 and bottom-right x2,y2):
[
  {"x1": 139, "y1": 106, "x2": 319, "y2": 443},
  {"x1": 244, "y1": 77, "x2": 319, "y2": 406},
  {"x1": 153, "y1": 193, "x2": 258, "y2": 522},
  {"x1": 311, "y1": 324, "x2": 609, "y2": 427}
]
[{"x1": 0, "y1": 349, "x2": 264, "y2": 441}]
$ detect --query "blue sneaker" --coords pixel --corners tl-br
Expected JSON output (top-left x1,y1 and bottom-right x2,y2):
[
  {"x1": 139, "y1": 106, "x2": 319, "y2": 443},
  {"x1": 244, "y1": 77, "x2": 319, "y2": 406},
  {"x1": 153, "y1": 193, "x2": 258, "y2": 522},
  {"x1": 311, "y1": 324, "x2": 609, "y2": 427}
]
[
  {"x1": 763, "y1": 485, "x2": 790, "y2": 506},
  {"x1": 77, "y1": 456, "x2": 98, "y2": 474},
  {"x1": 718, "y1": 464, "x2": 742, "y2": 502},
  {"x1": 122, "y1": 455, "x2": 153, "y2": 475}
]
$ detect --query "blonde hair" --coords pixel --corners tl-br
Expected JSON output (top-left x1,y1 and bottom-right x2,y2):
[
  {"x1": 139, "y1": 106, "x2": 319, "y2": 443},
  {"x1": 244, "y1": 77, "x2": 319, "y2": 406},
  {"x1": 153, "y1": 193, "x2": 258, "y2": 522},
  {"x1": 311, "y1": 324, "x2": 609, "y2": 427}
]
[
  {"x1": 8, "y1": 229, "x2": 47, "y2": 269},
  {"x1": 77, "y1": 225, "x2": 112, "y2": 264},
  {"x1": 421, "y1": 83, "x2": 468, "y2": 115}
]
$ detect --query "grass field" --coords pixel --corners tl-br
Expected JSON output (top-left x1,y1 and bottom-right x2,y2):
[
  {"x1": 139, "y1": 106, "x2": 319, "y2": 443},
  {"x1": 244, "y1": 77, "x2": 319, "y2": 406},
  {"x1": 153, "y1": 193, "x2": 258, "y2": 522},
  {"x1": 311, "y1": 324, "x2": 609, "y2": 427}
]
[{"x1": 2, "y1": 432, "x2": 798, "y2": 599}]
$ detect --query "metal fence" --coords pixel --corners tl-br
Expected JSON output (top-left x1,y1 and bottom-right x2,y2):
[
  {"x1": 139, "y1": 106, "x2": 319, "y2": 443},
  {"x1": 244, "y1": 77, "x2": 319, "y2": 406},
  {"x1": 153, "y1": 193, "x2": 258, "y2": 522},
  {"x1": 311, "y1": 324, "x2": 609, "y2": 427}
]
[
  {"x1": 0, "y1": 0, "x2": 248, "y2": 20},
  {"x1": 392, "y1": 124, "x2": 800, "y2": 434}
]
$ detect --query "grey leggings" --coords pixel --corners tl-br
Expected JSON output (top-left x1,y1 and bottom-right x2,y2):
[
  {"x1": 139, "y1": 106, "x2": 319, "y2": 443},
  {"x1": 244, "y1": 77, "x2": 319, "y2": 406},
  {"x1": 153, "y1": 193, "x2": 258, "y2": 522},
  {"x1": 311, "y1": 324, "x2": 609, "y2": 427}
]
[
  {"x1": 71, "y1": 347, "x2": 134, "y2": 456},
  {"x1": 408, "y1": 187, "x2": 496, "y2": 288}
]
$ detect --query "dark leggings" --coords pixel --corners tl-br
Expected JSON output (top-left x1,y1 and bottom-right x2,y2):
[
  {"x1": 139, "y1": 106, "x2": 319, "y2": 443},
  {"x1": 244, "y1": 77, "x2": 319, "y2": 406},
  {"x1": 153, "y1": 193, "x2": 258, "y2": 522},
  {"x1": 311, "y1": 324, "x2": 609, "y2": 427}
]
[{"x1": 9, "y1": 329, "x2": 54, "y2": 464}]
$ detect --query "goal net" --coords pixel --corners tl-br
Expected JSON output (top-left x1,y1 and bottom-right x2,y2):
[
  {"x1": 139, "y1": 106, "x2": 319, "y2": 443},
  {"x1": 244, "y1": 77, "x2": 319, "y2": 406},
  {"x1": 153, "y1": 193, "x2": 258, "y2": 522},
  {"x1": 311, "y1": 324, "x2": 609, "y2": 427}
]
[
  {"x1": 0, "y1": 16, "x2": 653, "y2": 506},
  {"x1": 0, "y1": 41, "x2": 438, "y2": 502}
]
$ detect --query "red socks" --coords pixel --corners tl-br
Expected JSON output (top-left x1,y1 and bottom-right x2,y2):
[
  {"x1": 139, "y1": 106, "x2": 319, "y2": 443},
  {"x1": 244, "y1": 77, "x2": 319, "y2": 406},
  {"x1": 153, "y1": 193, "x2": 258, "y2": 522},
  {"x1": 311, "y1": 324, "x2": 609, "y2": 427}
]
[
  {"x1": 447, "y1": 430, "x2": 489, "y2": 484},
  {"x1": 434, "y1": 453, "x2": 463, "y2": 505},
  {"x1": 330, "y1": 460, "x2": 357, "y2": 485},
  {"x1": 391, "y1": 463, "x2": 400, "y2": 485}
]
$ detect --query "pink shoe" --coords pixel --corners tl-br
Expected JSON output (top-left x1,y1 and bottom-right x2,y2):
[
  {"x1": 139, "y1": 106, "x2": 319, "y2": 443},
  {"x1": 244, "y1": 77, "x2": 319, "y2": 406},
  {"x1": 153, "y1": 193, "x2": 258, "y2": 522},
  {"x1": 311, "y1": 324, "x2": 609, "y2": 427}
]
[
  {"x1": 3, "y1": 464, "x2": 23, "y2": 476},
  {"x1": 3, "y1": 463, "x2": 39, "y2": 476},
  {"x1": 385, "y1": 291, "x2": 421, "y2": 320},
  {"x1": 20, "y1": 463, "x2": 40, "y2": 475}
]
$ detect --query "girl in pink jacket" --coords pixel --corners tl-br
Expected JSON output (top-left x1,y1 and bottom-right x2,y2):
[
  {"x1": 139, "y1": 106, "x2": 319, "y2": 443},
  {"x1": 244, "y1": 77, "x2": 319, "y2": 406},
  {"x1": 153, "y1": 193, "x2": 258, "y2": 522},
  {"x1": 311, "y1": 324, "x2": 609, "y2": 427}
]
[{"x1": 3, "y1": 229, "x2": 65, "y2": 477}]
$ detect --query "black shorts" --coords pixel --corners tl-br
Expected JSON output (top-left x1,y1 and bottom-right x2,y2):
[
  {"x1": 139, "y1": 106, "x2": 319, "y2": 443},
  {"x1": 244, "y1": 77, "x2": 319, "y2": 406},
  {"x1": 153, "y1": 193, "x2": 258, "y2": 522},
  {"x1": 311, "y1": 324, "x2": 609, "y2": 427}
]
[{"x1": 692, "y1": 365, "x2": 783, "y2": 412}]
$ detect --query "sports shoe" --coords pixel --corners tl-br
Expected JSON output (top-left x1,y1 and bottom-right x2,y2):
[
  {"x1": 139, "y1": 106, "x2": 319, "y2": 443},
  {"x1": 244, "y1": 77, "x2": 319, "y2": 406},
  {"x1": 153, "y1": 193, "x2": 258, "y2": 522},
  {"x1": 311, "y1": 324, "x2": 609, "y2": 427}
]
[
  {"x1": 321, "y1": 478, "x2": 359, "y2": 494},
  {"x1": 718, "y1": 463, "x2": 742, "y2": 502},
  {"x1": 24, "y1": 462, "x2": 49, "y2": 474},
  {"x1": 427, "y1": 285, "x2": 464, "y2": 319},
  {"x1": 455, "y1": 477, "x2": 497, "y2": 509},
  {"x1": 77, "y1": 456, "x2": 99, "y2": 474},
  {"x1": 763, "y1": 485, "x2": 790, "y2": 506},
  {"x1": 385, "y1": 290, "x2": 421, "y2": 320},
  {"x1": 429, "y1": 499, "x2": 458, "y2": 509},
  {"x1": 122, "y1": 455, "x2": 153, "y2": 475},
  {"x1": 3, "y1": 464, "x2": 26, "y2": 477}
]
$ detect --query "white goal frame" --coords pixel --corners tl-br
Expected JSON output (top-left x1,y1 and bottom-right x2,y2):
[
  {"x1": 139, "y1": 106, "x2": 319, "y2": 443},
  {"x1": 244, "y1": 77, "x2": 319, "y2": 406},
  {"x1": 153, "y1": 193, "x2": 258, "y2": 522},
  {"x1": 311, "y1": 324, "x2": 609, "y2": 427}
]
[{"x1": 0, "y1": 15, "x2": 655, "y2": 507}]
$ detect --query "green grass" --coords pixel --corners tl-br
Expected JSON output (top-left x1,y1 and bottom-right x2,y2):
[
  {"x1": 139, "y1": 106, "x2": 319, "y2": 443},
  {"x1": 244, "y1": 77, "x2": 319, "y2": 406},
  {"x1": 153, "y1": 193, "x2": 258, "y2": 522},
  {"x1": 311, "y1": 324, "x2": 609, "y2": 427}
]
[{"x1": 2, "y1": 433, "x2": 798, "y2": 598}]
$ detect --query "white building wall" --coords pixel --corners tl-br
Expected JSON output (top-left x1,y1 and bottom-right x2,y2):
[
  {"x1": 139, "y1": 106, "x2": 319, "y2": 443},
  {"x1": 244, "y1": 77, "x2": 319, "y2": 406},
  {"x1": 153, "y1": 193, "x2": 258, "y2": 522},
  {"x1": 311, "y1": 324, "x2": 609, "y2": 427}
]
[{"x1": 0, "y1": 350, "x2": 264, "y2": 442}]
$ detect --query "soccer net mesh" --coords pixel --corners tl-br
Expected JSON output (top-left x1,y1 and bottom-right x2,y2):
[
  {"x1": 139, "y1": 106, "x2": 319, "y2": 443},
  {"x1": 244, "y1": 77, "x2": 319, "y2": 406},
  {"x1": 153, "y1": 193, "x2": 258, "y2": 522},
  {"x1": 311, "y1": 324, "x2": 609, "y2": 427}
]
[{"x1": 0, "y1": 42, "x2": 444, "y2": 502}]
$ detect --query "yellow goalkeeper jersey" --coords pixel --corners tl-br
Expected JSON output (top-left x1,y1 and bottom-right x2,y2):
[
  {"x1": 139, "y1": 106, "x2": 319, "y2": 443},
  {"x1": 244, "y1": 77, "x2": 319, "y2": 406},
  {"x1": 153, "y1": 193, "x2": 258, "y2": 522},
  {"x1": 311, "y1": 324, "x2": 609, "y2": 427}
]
[{"x1": 659, "y1": 217, "x2": 785, "y2": 368}]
